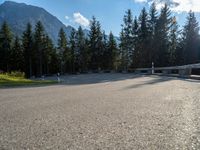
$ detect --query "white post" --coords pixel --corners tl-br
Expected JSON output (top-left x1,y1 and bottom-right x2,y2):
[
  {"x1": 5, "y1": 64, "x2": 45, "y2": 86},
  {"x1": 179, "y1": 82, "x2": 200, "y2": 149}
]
[
  {"x1": 42, "y1": 75, "x2": 45, "y2": 80},
  {"x1": 57, "y1": 73, "x2": 60, "y2": 83},
  {"x1": 152, "y1": 62, "x2": 154, "y2": 74}
]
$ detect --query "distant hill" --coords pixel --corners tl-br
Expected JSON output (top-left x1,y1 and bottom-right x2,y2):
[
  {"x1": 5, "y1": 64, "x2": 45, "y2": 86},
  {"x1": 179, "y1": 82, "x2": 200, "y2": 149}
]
[
  {"x1": 0, "y1": 1, "x2": 119, "y2": 44},
  {"x1": 0, "y1": 1, "x2": 74, "y2": 44}
]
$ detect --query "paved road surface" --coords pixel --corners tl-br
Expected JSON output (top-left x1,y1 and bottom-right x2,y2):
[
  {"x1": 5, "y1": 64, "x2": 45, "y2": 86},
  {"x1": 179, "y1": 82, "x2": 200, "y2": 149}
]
[{"x1": 0, "y1": 74, "x2": 200, "y2": 149}]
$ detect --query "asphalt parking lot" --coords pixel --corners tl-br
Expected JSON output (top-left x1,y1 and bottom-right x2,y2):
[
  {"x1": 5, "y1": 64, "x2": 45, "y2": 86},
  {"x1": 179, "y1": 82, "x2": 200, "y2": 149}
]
[{"x1": 0, "y1": 74, "x2": 200, "y2": 149}]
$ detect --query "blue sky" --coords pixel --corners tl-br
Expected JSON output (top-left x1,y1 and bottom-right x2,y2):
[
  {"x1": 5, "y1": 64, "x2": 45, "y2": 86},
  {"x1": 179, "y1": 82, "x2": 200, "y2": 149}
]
[{"x1": 1, "y1": 0, "x2": 200, "y2": 36}]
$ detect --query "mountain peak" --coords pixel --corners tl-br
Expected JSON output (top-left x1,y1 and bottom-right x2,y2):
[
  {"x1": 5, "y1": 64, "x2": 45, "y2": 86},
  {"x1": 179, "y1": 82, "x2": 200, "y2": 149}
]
[
  {"x1": 2, "y1": 1, "x2": 27, "y2": 6},
  {"x1": 0, "y1": 1, "x2": 75, "y2": 44}
]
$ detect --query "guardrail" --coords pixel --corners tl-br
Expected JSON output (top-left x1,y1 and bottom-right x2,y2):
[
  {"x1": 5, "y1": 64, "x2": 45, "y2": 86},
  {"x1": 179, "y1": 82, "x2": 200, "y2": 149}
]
[{"x1": 134, "y1": 63, "x2": 200, "y2": 77}]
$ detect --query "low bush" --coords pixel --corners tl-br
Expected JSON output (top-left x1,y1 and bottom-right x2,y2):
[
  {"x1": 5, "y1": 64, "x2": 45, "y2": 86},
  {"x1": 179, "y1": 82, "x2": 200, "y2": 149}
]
[
  {"x1": 9, "y1": 71, "x2": 25, "y2": 78},
  {"x1": 0, "y1": 72, "x2": 56, "y2": 87}
]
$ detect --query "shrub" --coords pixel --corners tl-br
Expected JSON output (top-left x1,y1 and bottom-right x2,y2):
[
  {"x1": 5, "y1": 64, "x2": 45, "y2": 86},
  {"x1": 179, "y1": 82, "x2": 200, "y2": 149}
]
[{"x1": 6, "y1": 71, "x2": 25, "y2": 78}]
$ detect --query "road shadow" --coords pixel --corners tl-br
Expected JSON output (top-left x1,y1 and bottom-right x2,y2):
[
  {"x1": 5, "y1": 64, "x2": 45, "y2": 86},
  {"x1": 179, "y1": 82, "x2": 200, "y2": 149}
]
[
  {"x1": 0, "y1": 73, "x2": 143, "y2": 89},
  {"x1": 124, "y1": 75, "x2": 200, "y2": 90},
  {"x1": 0, "y1": 73, "x2": 199, "y2": 89},
  {"x1": 124, "y1": 76, "x2": 174, "y2": 89},
  {"x1": 58, "y1": 73, "x2": 145, "y2": 85}
]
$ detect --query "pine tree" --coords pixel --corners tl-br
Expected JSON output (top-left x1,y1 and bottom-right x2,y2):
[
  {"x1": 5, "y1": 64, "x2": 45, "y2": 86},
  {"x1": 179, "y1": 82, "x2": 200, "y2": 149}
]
[
  {"x1": 101, "y1": 31, "x2": 108, "y2": 70},
  {"x1": 96, "y1": 22, "x2": 103, "y2": 70},
  {"x1": 57, "y1": 27, "x2": 68, "y2": 73},
  {"x1": 84, "y1": 38, "x2": 90, "y2": 72},
  {"x1": 169, "y1": 16, "x2": 180, "y2": 65},
  {"x1": 154, "y1": 4, "x2": 171, "y2": 67},
  {"x1": 76, "y1": 26, "x2": 88, "y2": 72},
  {"x1": 69, "y1": 28, "x2": 76, "y2": 73},
  {"x1": 119, "y1": 29, "x2": 126, "y2": 71},
  {"x1": 132, "y1": 17, "x2": 139, "y2": 68},
  {"x1": 89, "y1": 16, "x2": 103, "y2": 71},
  {"x1": 89, "y1": 16, "x2": 97, "y2": 70},
  {"x1": 181, "y1": 11, "x2": 200, "y2": 64},
  {"x1": 34, "y1": 21, "x2": 46, "y2": 77},
  {"x1": 107, "y1": 32, "x2": 118, "y2": 70},
  {"x1": 137, "y1": 7, "x2": 150, "y2": 67},
  {"x1": 10, "y1": 36, "x2": 24, "y2": 71},
  {"x1": 43, "y1": 35, "x2": 55, "y2": 74},
  {"x1": 120, "y1": 9, "x2": 134, "y2": 70},
  {"x1": 0, "y1": 21, "x2": 12, "y2": 72},
  {"x1": 46, "y1": 36, "x2": 59, "y2": 74},
  {"x1": 148, "y1": 3, "x2": 158, "y2": 66},
  {"x1": 22, "y1": 23, "x2": 34, "y2": 77},
  {"x1": 149, "y1": 3, "x2": 157, "y2": 37}
]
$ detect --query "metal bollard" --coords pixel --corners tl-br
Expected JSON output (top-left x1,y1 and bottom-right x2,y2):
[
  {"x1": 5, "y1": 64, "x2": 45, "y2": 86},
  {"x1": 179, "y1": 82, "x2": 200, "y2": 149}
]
[
  {"x1": 57, "y1": 73, "x2": 60, "y2": 83},
  {"x1": 42, "y1": 75, "x2": 45, "y2": 80},
  {"x1": 152, "y1": 62, "x2": 155, "y2": 74}
]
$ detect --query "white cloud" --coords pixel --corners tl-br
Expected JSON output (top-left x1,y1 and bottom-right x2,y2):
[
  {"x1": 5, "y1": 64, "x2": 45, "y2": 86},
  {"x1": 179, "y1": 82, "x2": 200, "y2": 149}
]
[
  {"x1": 135, "y1": 0, "x2": 147, "y2": 3},
  {"x1": 134, "y1": 0, "x2": 200, "y2": 12},
  {"x1": 171, "y1": 0, "x2": 200, "y2": 12},
  {"x1": 65, "y1": 16, "x2": 69, "y2": 20},
  {"x1": 73, "y1": 12, "x2": 90, "y2": 27}
]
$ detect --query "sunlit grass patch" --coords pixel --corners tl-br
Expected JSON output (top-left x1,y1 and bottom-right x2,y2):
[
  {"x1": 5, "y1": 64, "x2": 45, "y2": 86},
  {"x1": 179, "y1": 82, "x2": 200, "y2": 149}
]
[{"x1": 0, "y1": 73, "x2": 57, "y2": 87}]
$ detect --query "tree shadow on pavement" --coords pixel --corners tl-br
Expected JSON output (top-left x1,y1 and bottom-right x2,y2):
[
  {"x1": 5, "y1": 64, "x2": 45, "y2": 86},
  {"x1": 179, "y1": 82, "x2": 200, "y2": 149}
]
[
  {"x1": 1, "y1": 73, "x2": 199, "y2": 89},
  {"x1": 124, "y1": 76, "x2": 174, "y2": 89},
  {"x1": 0, "y1": 73, "x2": 143, "y2": 89},
  {"x1": 59, "y1": 73, "x2": 145, "y2": 85},
  {"x1": 124, "y1": 75, "x2": 200, "y2": 90}
]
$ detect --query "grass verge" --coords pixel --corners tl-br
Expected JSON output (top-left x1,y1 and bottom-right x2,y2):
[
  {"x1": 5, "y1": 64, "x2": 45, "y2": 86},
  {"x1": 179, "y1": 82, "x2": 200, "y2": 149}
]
[{"x1": 0, "y1": 74, "x2": 57, "y2": 87}]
